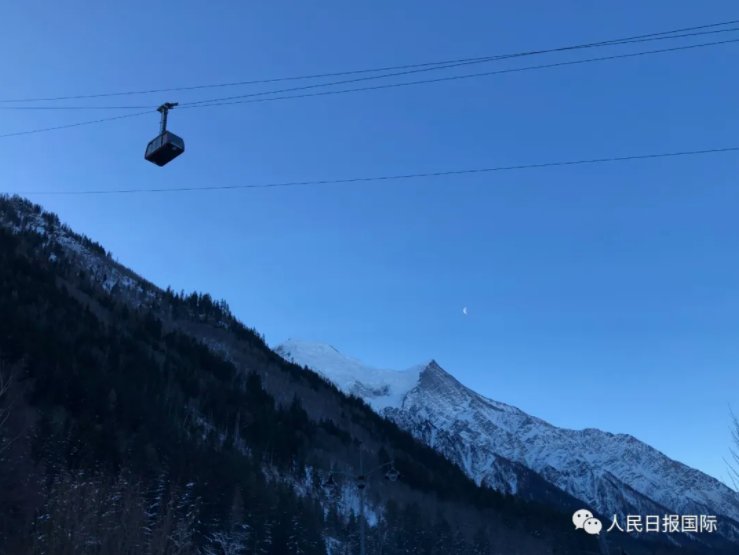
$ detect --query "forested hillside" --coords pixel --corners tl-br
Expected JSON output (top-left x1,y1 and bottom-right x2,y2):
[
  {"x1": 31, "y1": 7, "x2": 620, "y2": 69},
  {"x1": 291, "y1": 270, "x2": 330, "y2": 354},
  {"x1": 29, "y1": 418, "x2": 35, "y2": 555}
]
[{"x1": 0, "y1": 196, "x2": 723, "y2": 554}]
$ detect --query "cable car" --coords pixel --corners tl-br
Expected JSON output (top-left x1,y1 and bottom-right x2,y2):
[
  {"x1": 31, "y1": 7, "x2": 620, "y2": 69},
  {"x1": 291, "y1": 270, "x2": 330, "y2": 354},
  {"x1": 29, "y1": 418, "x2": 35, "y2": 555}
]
[{"x1": 145, "y1": 102, "x2": 185, "y2": 166}]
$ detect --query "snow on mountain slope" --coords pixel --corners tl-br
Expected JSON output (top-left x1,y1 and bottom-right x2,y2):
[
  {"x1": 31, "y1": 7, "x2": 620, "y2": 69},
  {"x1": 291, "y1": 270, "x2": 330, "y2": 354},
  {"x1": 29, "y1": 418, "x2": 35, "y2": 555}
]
[
  {"x1": 276, "y1": 340, "x2": 739, "y2": 539},
  {"x1": 277, "y1": 340, "x2": 425, "y2": 412},
  {"x1": 0, "y1": 197, "x2": 157, "y2": 306}
]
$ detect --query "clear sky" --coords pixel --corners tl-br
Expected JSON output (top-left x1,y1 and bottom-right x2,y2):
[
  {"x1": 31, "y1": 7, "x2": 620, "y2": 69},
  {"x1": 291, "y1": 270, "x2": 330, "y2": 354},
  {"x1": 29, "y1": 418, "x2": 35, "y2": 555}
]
[{"x1": 1, "y1": 1, "x2": 738, "y2": 485}]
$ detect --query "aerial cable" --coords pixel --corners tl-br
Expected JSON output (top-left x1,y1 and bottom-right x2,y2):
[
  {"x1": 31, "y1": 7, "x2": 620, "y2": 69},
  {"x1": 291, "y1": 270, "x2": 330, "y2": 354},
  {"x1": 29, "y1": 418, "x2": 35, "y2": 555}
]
[
  {"x1": 2, "y1": 34, "x2": 737, "y2": 127},
  {"x1": 11, "y1": 146, "x2": 738, "y2": 196},
  {"x1": 0, "y1": 18, "x2": 737, "y2": 106},
  {"x1": 0, "y1": 37, "x2": 734, "y2": 140},
  {"x1": 176, "y1": 37, "x2": 739, "y2": 110},
  {"x1": 1, "y1": 32, "x2": 736, "y2": 141},
  {"x1": 0, "y1": 110, "x2": 152, "y2": 139},
  {"x1": 0, "y1": 104, "x2": 155, "y2": 111},
  {"x1": 178, "y1": 26, "x2": 739, "y2": 108}
]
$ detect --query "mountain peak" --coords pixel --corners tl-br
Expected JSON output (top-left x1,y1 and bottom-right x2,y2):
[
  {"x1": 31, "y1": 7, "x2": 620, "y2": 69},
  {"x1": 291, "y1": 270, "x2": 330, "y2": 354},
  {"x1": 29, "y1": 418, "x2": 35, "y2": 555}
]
[
  {"x1": 275, "y1": 339, "x2": 425, "y2": 412},
  {"x1": 416, "y1": 359, "x2": 476, "y2": 399},
  {"x1": 277, "y1": 339, "x2": 739, "y2": 538},
  {"x1": 422, "y1": 358, "x2": 451, "y2": 374}
]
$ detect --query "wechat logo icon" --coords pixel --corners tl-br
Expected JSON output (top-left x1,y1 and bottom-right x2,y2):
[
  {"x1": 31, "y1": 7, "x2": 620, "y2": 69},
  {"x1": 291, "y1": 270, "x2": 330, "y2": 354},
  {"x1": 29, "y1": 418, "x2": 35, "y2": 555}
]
[{"x1": 573, "y1": 509, "x2": 602, "y2": 535}]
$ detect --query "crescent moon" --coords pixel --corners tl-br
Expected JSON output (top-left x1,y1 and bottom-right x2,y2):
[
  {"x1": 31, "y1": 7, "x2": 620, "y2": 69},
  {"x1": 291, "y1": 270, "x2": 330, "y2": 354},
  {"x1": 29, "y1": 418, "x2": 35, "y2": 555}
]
[{"x1": 462, "y1": 306, "x2": 468, "y2": 316}]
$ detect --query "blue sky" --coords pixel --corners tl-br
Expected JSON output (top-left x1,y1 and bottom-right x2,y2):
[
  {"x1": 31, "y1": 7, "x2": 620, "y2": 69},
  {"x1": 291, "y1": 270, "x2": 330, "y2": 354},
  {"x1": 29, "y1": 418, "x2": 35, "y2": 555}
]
[{"x1": 1, "y1": 1, "x2": 738, "y2": 484}]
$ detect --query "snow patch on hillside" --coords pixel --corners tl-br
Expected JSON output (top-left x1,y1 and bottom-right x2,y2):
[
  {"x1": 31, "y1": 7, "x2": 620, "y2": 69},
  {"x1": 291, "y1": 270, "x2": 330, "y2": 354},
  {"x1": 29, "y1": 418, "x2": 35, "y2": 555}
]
[{"x1": 276, "y1": 339, "x2": 423, "y2": 412}]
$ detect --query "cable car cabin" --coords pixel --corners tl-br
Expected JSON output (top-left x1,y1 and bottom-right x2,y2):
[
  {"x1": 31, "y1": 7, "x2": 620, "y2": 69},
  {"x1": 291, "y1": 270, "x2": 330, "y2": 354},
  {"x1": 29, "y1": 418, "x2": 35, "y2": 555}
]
[{"x1": 145, "y1": 131, "x2": 185, "y2": 166}]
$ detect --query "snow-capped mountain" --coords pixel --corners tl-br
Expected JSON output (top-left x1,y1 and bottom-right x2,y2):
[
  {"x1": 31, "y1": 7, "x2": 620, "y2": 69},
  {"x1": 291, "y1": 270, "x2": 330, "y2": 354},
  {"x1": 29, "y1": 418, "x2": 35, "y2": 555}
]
[{"x1": 276, "y1": 339, "x2": 739, "y2": 538}]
